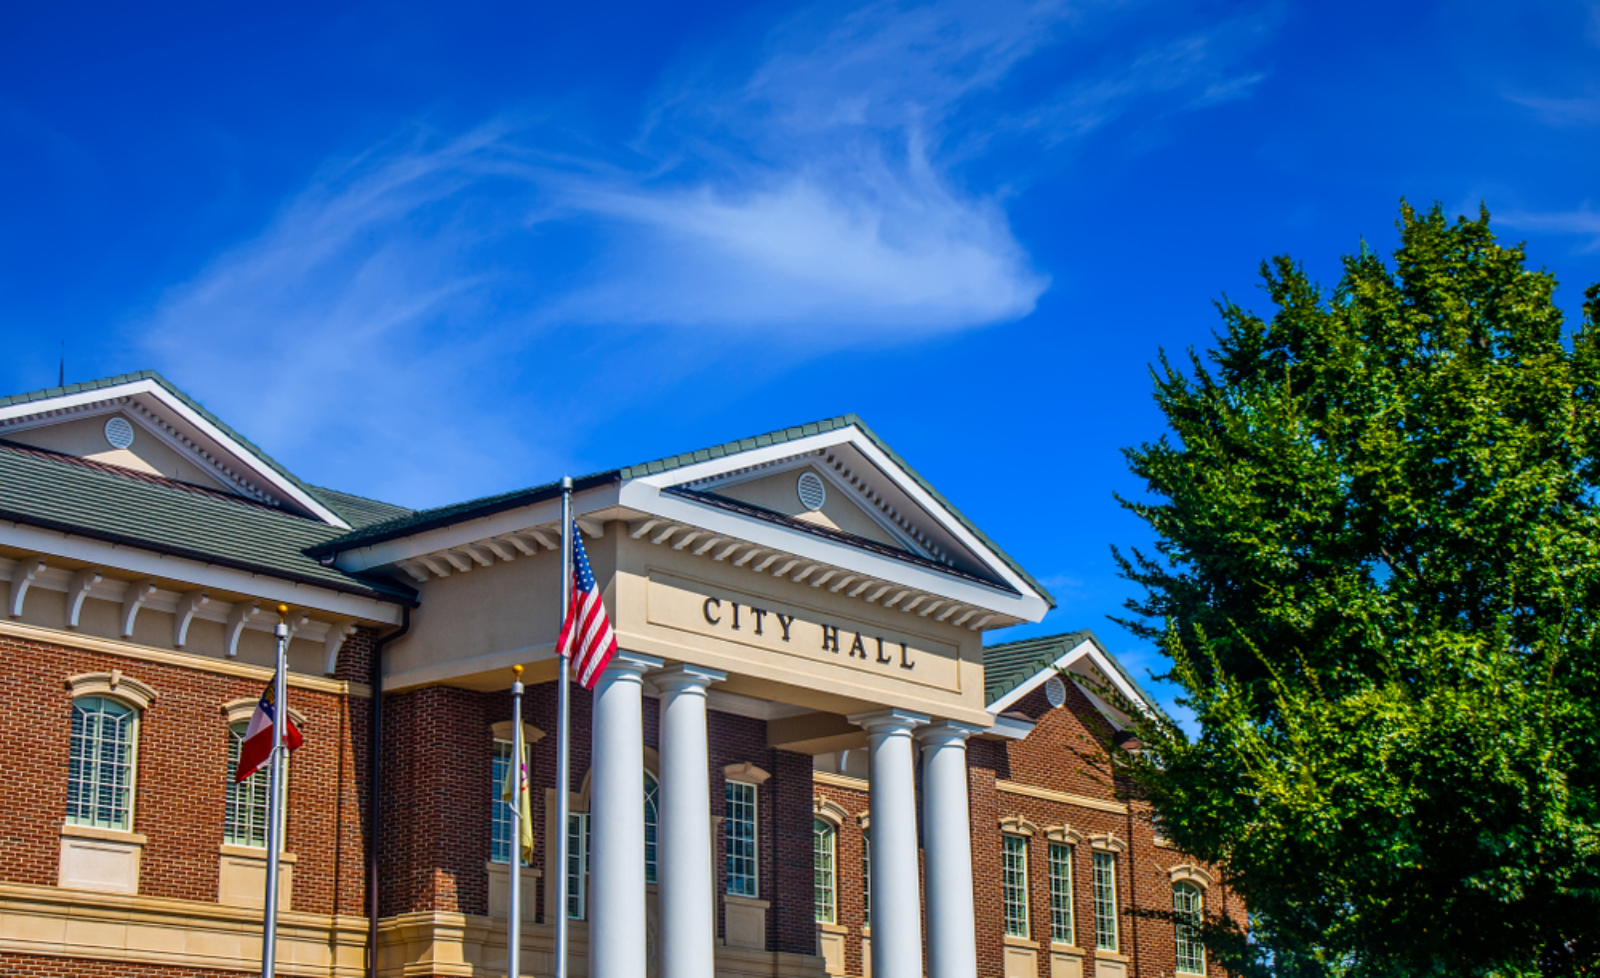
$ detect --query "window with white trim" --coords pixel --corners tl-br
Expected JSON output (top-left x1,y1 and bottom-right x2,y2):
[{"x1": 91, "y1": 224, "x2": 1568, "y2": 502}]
[
  {"x1": 491, "y1": 740, "x2": 518, "y2": 864},
  {"x1": 1174, "y1": 881, "x2": 1205, "y2": 974},
  {"x1": 567, "y1": 812, "x2": 590, "y2": 920},
  {"x1": 645, "y1": 771, "x2": 660, "y2": 884},
  {"x1": 813, "y1": 818, "x2": 836, "y2": 924},
  {"x1": 1049, "y1": 842, "x2": 1074, "y2": 945},
  {"x1": 725, "y1": 780, "x2": 758, "y2": 896},
  {"x1": 1093, "y1": 851, "x2": 1119, "y2": 952},
  {"x1": 67, "y1": 695, "x2": 137, "y2": 831},
  {"x1": 226, "y1": 721, "x2": 284, "y2": 848},
  {"x1": 1002, "y1": 834, "x2": 1030, "y2": 938}
]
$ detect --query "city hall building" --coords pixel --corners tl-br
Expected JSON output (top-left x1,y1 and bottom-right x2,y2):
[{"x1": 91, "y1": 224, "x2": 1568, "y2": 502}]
[{"x1": 0, "y1": 372, "x2": 1235, "y2": 978}]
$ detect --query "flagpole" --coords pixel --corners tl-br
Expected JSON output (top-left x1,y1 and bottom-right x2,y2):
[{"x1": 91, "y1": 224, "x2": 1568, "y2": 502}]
[
  {"x1": 509, "y1": 665, "x2": 525, "y2": 978},
  {"x1": 262, "y1": 603, "x2": 290, "y2": 978},
  {"x1": 555, "y1": 476, "x2": 573, "y2": 978}
]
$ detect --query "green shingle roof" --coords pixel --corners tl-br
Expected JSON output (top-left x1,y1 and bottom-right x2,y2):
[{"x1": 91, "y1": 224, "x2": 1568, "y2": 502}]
[
  {"x1": 982, "y1": 629, "x2": 1156, "y2": 712},
  {"x1": 310, "y1": 414, "x2": 1054, "y2": 607},
  {"x1": 1, "y1": 371, "x2": 346, "y2": 526},
  {"x1": 0, "y1": 441, "x2": 413, "y2": 602}
]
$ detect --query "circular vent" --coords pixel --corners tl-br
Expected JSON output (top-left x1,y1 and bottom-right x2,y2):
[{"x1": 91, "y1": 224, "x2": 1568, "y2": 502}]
[
  {"x1": 797, "y1": 471, "x2": 827, "y2": 511},
  {"x1": 1044, "y1": 675, "x2": 1067, "y2": 708},
  {"x1": 104, "y1": 416, "x2": 135, "y2": 450}
]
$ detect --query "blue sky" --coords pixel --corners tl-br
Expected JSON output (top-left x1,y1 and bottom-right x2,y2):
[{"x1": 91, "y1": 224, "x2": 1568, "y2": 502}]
[{"x1": 3, "y1": 0, "x2": 1597, "y2": 723}]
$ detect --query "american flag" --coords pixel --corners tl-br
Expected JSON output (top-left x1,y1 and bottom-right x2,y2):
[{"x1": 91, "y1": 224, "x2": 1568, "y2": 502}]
[{"x1": 557, "y1": 531, "x2": 618, "y2": 689}]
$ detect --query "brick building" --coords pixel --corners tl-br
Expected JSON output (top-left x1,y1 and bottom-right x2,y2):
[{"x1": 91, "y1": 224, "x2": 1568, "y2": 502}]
[{"x1": 0, "y1": 372, "x2": 1231, "y2": 978}]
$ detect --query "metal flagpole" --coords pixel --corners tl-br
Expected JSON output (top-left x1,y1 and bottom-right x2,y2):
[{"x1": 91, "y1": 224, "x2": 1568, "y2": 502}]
[
  {"x1": 262, "y1": 603, "x2": 290, "y2": 978},
  {"x1": 509, "y1": 665, "x2": 525, "y2": 978},
  {"x1": 554, "y1": 476, "x2": 573, "y2": 978}
]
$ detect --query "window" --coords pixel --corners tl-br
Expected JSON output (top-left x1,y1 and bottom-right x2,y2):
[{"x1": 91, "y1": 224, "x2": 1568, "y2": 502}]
[
  {"x1": 1174, "y1": 882, "x2": 1205, "y2": 974},
  {"x1": 725, "y1": 780, "x2": 758, "y2": 897},
  {"x1": 226, "y1": 721, "x2": 283, "y2": 848},
  {"x1": 645, "y1": 771, "x2": 660, "y2": 884},
  {"x1": 67, "y1": 696, "x2": 137, "y2": 831},
  {"x1": 1093, "y1": 851, "x2": 1119, "y2": 952},
  {"x1": 813, "y1": 819, "x2": 837, "y2": 924},
  {"x1": 567, "y1": 812, "x2": 590, "y2": 920},
  {"x1": 490, "y1": 740, "x2": 523, "y2": 865},
  {"x1": 1002, "y1": 834, "x2": 1030, "y2": 938},
  {"x1": 861, "y1": 827, "x2": 872, "y2": 929},
  {"x1": 1049, "y1": 842, "x2": 1074, "y2": 945}
]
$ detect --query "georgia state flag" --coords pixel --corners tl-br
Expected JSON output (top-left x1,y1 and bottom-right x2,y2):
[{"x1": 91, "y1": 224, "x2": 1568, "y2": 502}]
[{"x1": 235, "y1": 675, "x2": 304, "y2": 783}]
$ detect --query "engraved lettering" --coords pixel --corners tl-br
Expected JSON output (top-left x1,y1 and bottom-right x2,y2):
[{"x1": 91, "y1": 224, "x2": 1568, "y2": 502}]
[
  {"x1": 731, "y1": 603, "x2": 741, "y2": 630},
  {"x1": 875, "y1": 636, "x2": 892, "y2": 664},
  {"x1": 776, "y1": 614, "x2": 795, "y2": 642},
  {"x1": 900, "y1": 642, "x2": 914, "y2": 670},
  {"x1": 702, "y1": 597, "x2": 722, "y2": 626},
  {"x1": 820, "y1": 624, "x2": 840, "y2": 652},
  {"x1": 751, "y1": 607, "x2": 767, "y2": 636},
  {"x1": 849, "y1": 633, "x2": 867, "y2": 659}
]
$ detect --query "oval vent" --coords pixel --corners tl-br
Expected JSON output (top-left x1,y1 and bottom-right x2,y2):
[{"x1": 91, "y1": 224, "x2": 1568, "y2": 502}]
[
  {"x1": 104, "y1": 416, "x2": 135, "y2": 450},
  {"x1": 797, "y1": 471, "x2": 827, "y2": 511},
  {"x1": 1044, "y1": 675, "x2": 1068, "y2": 709}
]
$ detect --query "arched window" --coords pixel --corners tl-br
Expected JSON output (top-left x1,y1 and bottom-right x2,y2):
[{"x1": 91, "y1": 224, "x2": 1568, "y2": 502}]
[
  {"x1": 813, "y1": 818, "x2": 837, "y2": 924},
  {"x1": 644, "y1": 771, "x2": 660, "y2": 883},
  {"x1": 1174, "y1": 881, "x2": 1205, "y2": 974},
  {"x1": 67, "y1": 696, "x2": 137, "y2": 831},
  {"x1": 226, "y1": 721, "x2": 283, "y2": 848}
]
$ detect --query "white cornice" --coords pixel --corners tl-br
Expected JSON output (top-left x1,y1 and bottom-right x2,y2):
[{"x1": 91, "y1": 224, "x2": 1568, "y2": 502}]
[{"x1": 985, "y1": 637, "x2": 1153, "y2": 720}]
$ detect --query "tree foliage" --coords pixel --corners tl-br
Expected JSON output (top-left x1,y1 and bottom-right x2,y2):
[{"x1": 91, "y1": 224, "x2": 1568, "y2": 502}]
[{"x1": 1115, "y1": 203, "x2": 1600, "y2": 978}]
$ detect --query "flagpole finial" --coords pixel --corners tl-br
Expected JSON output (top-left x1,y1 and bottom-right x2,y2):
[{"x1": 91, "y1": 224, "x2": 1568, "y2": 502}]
[
  {"x1": 276, "y1": 603, "x2": 289, "y2": 618},
  {"x1": 512, "y1": 664, "x2": 524, "y2": 678}
]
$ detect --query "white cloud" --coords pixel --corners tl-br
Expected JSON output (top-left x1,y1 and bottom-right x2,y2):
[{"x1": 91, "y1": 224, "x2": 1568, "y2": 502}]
[
  {"x1": 1507, "y1": 91, "x2": 1600, "y2": 127},
  {"x1": 1497, "y1": 203, "x2": 1600, "y2": 251}
]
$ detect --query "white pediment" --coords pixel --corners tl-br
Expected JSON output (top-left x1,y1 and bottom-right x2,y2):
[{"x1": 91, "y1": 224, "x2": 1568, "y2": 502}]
[{"x1": 0, "y1": 377, "x2": 348, "y2": 528}]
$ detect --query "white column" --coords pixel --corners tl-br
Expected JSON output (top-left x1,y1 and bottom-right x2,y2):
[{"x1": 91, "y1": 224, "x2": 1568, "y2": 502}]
[
  {"x1": 589, "y1": 650, "x2": 663, "y2": 978},
  {"x1": 654, "y1": 664, "x2": 726, "y2": 978},
  {"x1": 849, "y1": 709, "x2": 929, "y2": 978},
  {"x1": 919, "y1": 721, "x2": 983, "y2": 978}
]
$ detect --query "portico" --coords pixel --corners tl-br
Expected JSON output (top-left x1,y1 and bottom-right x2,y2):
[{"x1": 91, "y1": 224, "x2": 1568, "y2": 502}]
[{"x1": 314, "y1": 417, "x2": 1054, "y2": 977}]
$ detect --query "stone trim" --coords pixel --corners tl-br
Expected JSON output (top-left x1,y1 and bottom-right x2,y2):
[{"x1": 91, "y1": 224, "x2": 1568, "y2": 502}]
[
  {"x1": 4, "y1": 619, "x2": 368, "y2": 697},
  {"x1": 1088, "y1": 833, "x2": 1127, "y2": 854},
  {"x1": 66, "y1": 670, "x2": 157, "y2": 710},
  {"x1": 59, "y1": 823, "x2": 148, "y2": 846},
  {"x1": 812, "y1": 771, "x2": 868, "y2": 792},
  {"x1": 995, "y1": 779, "x2": 1128, "y2": 814},
  {"x1": 1168, "y1": 863, "x2": 1215, "y2": 889},
  {"x1": 724, "y1": 761, "x2": 773, "y2": 785},
  {"x1": 490, "y1": 719, "x2": 546, "y2": 744},
  {"x1": 1044, "y1": 824, "x2": 1083, "y2": 844},
  {"x1": 998, "y1": 816, "x2": 1037, "y2": 836},
  {"x1": 222, "y1": 696, "x2": 309, "y2": 728},
  {"x1": 813, "y1": 798, "x2": 849, "y2": 828}
]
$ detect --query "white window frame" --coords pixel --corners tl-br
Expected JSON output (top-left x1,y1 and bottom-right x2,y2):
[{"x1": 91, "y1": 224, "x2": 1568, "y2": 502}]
[
  {"x1": 725, "y1": 779, "x2": 759, "y2": 897},
  {"x1": 1174, "y1": 881, "x2": 1206, "y2": 974},
  {"x1": 1002, "y1": 833, "x2": 1030, "y2": 939},
  {"x1": 645, "y1": 770, "x2": 660, "y2": 884},
  {"x1": 66, "y1": 694, "x2": 140, "y2": 832},
  {"x1": 813, "y1": 817, "x2": 837, "y2": 924},
  {"x1": 1048, "y1": 841, "x2": 1074, "y2": 946},
  {"x1": 1093, "y1": 850, "x2": 1119, "y2": 952},
  {"x1": 226, "y1": 720, "x2": 286, "y2": 849},
  {"x1": 861, "y1": 824, "x2": 872, "y2": 930},
  {"x1": 491, "y1": 739, "x2": 532, "y2": 866},
  {"x1": 567, "y1": 812, "x2": 590, "y2": 920}
]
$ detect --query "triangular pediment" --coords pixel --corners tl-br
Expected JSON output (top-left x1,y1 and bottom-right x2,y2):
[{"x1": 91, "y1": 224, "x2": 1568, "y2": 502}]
[{"x1": 0, "y1": 372, "x2": 349, "y2": 527}]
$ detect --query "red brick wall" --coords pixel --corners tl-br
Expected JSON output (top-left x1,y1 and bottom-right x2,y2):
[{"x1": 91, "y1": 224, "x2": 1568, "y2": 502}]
[
  {"x1": 814, "y1": 779, "x2": 870, "y2": 976},
  {"x1": 0, "y1": 952, "x2": 242, "y2": 977},
  {"x1": 0, "y1": 631, "x2": 366, "y2": 915}
]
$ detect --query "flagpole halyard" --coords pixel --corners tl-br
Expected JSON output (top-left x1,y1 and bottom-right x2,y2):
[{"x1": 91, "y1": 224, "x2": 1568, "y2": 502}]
[
  {"x1": 261, "y1": 603, "x2": 290, "y2": 978},
  {"x1": 554, "y1": 476, "x2": 574, "y2": 978}
]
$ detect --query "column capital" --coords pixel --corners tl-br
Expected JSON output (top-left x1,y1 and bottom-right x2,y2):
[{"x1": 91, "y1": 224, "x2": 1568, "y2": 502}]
[
  {"x1": 603, "y1": 650, "x2": 664, "y2": 679},
  {"x1": 847, "y1": 708, "x2": 930, "y2": 735},
  {"x1": 916, "y1": 720, "x2": 986, "y2": 746},
  {"x1": 651, "y1": 663, "x2": 727, "y2": 692}
]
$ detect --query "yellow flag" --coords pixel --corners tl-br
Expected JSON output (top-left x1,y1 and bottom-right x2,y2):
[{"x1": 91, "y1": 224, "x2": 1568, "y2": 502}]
[{"x1": 501, "y1": 722, "x2": 534, "y2": 864}]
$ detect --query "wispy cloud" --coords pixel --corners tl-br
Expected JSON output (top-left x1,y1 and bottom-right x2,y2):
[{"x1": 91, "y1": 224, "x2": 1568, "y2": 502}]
[
  {"x1": 1497, "y1": 203, "x2": 1600, "y2": 251},
  {"x1": 1507, "y1": 91, "x2": 1600, "y2": 127},
  {"x1": 137, "y1": 0, "x2": 1274, "y2": 502}
]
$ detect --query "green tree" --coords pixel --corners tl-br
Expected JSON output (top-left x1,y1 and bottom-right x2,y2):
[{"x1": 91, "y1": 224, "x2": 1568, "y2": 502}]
[{"x1": 1115, "y1": 203, "x2": 1600, "y2": 978}]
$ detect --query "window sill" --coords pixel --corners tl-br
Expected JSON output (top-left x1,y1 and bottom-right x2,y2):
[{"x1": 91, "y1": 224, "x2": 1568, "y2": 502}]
[
  {"x1": 1093, "y1": 951, "x2": 1130, "y2": 963},
  {"x1": 725, "y1": 893, "x2": 769, "y2": 908},
  {"x1": 221, "y1": 844, "x2": 296, "y2": 863},
  {"x1": 1004, "y1": 935, "x2": 1039, "y2": 949},
  {"x1": 1051, "y1": 944, "x2": 1086, "y2": 956},
  {"x1": 61, "y1": 823, "x2": 146, "y2": 846},
  {"x1": 817, "y1": 922, "x2": 848, "y2": 935}
]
